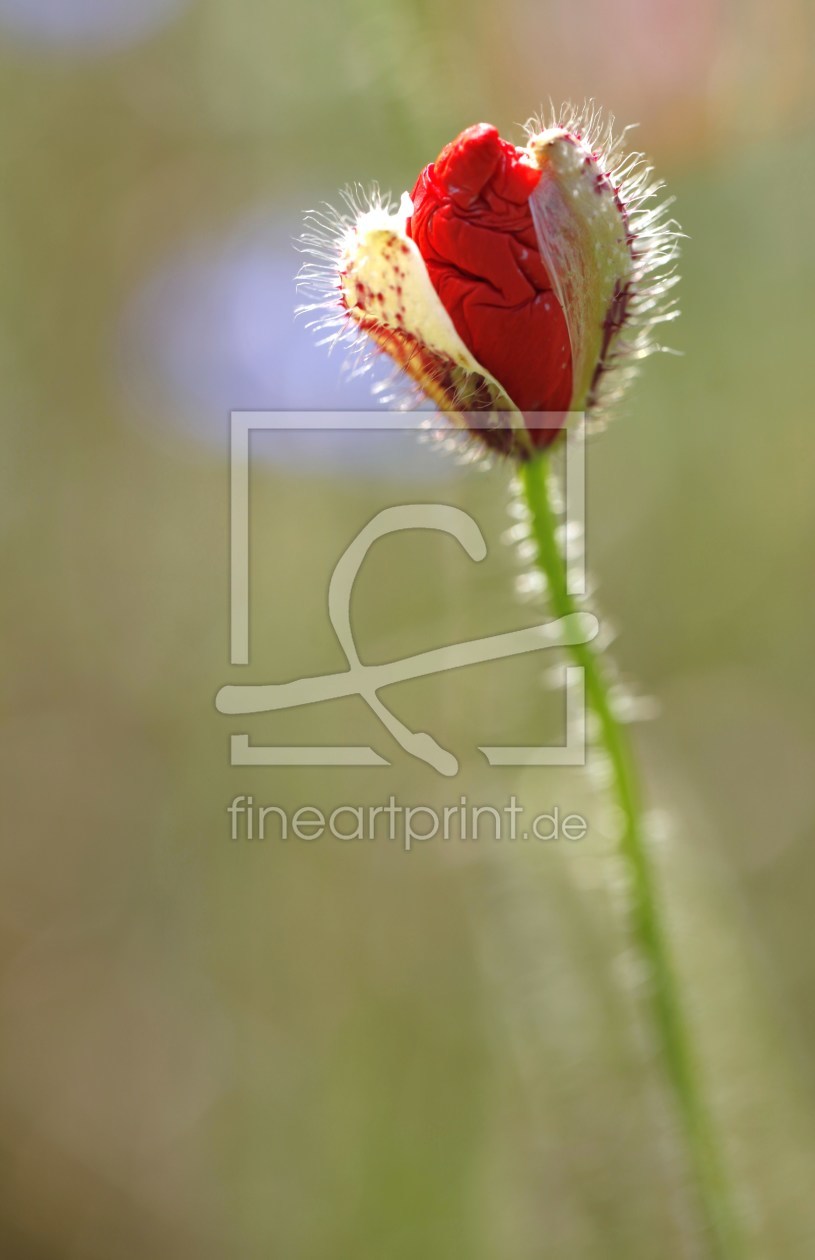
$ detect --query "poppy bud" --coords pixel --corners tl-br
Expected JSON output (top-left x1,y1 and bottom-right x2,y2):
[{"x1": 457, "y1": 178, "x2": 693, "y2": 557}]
[{"x1": 301, "y1": 105, "x2": 679, "y2": 459}]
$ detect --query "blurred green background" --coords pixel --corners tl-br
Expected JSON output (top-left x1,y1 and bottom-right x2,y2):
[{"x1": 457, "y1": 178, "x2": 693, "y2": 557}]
[{"x1": 2, "y1": 1, "x2": 815, "y2": 1257}]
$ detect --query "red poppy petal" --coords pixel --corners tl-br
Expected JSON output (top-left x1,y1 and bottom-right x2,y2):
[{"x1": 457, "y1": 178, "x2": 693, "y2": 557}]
[{"x1": 407, "y1": 124, "x2": 573, "y2": 428}]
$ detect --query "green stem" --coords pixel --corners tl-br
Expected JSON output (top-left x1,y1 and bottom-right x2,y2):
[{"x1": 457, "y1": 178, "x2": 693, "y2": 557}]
[{"x1": 519, "y1": 451, "x2": 743, "y2": 1260}]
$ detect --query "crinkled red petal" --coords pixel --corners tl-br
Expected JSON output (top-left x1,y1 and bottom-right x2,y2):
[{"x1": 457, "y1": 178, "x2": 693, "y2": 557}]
[{"x1": 407, "y1": 123, "x2": 573, "y2": 441}]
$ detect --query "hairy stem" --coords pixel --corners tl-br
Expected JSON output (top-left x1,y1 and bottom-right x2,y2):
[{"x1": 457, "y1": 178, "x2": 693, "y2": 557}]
[{"x1": 518, "y1": 451, "x2": 743, "y2": 1260}]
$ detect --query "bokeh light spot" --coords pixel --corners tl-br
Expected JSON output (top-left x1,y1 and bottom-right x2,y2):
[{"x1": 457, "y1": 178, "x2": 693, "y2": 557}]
[{"x1": 0, "y1": 0, "x2": 190, "y2": 52}]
